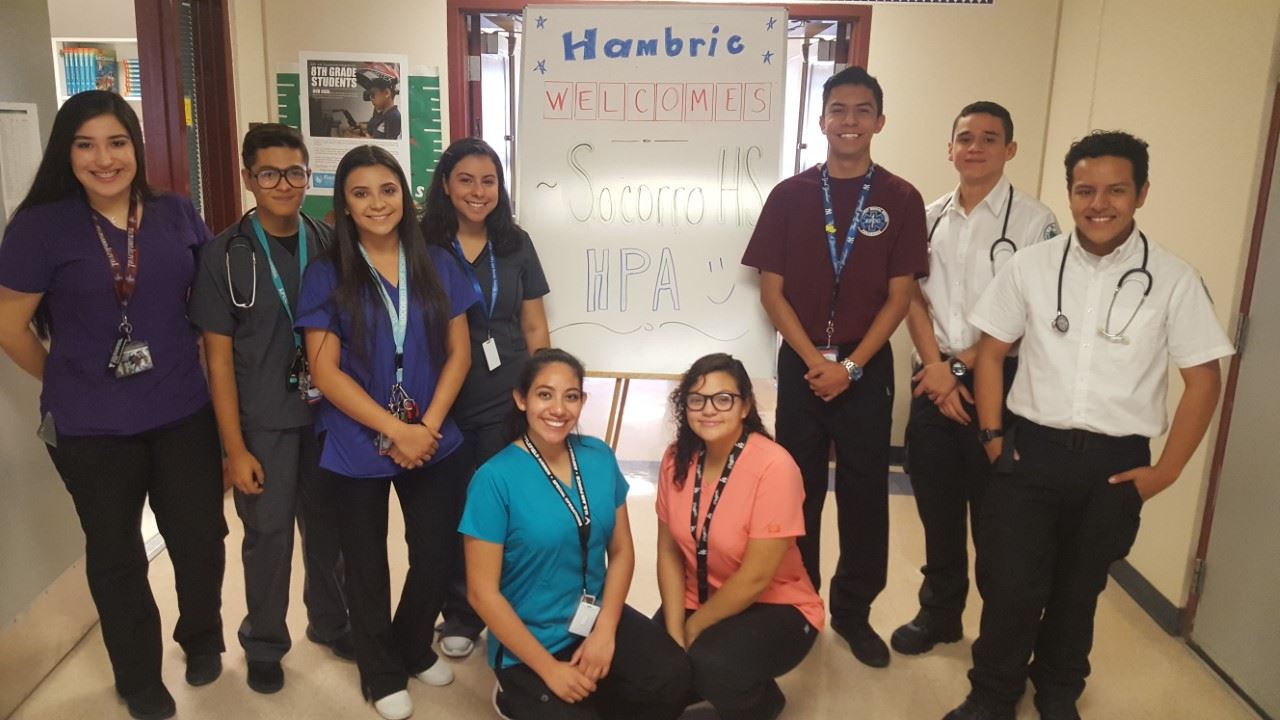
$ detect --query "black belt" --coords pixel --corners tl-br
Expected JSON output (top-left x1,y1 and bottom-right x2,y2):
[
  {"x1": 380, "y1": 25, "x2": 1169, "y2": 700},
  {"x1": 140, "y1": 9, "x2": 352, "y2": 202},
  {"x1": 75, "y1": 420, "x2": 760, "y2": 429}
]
[{"x1": 1012, "y1": 416, "x2": 1148, "y2": 453}]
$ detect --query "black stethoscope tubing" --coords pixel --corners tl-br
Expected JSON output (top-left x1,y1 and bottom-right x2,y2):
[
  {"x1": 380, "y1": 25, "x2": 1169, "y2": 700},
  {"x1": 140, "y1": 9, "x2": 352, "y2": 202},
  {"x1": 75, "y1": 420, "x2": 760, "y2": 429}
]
[
  {"x1": 926, "y1": 184, "x2": 1017, "y2": 268},
  {"x1": 226, "y1": 210, "x2": 323, "y2": 309},
  {"x1": 1052, "y1": 231, "x2": 1152, "y2": 335}
]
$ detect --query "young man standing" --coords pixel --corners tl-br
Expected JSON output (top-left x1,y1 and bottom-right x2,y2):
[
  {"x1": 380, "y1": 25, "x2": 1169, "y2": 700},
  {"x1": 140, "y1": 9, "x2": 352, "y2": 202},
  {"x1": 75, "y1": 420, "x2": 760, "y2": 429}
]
[
  {"x1": 945, "y1": 131, "x2": 1232, "y2": 720},
  {"x1": 894, "y1": 102, "x2": 1059, "y2": 656},
  {"x1": 190, "y1": 124, "x2": 352, "y2": 694},
  {"x1": 742, "y1": 66, "x2": 928, "y2": 668}
]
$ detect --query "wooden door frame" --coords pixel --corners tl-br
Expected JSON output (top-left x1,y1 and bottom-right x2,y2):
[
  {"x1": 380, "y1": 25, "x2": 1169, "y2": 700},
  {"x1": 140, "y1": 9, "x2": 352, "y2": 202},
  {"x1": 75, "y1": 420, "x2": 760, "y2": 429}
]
[
  {"x1": 1183, "y1": 81, "x2": 1280, "y2": 636},
  {"x1": 134, "y1": 0, "x2": 241, "y2": 230},
  {"x1": 444, "y1": 0, "x2": 873, "y2": 143}
]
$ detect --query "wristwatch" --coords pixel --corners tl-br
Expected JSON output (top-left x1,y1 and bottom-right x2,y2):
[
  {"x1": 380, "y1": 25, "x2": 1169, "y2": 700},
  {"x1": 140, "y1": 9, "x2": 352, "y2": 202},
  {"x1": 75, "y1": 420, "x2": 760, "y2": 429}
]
[
  {"x1": 979, "y1": 428, "x2": 1003, "y2": 444},
  {"x1": 840, "y1": 358, "x2": 864, "y2": 382},
  {"x1": 950, "y1": 358, "x2": 969, "y2": 378}
]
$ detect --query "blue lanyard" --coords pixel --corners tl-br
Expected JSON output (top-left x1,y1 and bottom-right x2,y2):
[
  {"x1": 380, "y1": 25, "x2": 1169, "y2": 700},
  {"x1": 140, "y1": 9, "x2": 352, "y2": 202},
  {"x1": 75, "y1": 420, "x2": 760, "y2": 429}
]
[
  {"x1": 357, "y1": 242, "x2": 408, "y2": 384},
  {"x1": 250, "y1": 214, "x2": 308, "y2": 348},
  {"x1": 452, "y1": 238, "x2": 498, "y2": 328},
  {"x1": 819, "y1": 163, "x2": 876, "y2": 345}
]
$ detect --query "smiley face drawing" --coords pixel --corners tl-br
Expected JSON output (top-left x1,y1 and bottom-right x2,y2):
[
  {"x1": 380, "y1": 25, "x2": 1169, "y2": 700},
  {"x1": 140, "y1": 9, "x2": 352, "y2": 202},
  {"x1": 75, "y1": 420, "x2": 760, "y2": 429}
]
[{"x1": 705, "y1": 256, "x2": 736, "y2": 305}]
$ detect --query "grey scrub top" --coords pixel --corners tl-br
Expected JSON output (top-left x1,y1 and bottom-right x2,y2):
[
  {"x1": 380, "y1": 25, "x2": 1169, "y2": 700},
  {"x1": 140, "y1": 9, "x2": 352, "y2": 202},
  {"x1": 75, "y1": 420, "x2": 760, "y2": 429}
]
[
  {"x1": 189, "y1": 214, "x2": 334, "y2": 431},
  {"x1": 447, "y1": 231, "x2": 550, "y2": 429}
]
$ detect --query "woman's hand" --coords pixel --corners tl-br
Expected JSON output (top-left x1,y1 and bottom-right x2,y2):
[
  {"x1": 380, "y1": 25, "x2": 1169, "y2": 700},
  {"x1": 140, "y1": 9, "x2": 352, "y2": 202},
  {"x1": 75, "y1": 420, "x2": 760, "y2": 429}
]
[
  {"x1": 224, "y1": 447, "x2": 266, "y2": 495},
  {"x1": 570, "y1": 627, "x2": 616, "y2": 681},
  {"x1": 387, "y1": 423, "x2": 436, "y2": 469},
  {"x1": 539, "y1": 661, "x2": 597, "y2": 703}
]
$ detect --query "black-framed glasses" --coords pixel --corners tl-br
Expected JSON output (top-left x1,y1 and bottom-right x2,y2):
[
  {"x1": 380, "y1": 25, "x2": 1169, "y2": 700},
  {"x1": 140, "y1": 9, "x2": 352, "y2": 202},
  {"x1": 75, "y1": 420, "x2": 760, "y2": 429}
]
[
  {"x1": 251, "y1": 166, "x2": 309, "y2": 189},
  {"x1": 685, "y1": 392, "x2": 742, "y2": 412}
]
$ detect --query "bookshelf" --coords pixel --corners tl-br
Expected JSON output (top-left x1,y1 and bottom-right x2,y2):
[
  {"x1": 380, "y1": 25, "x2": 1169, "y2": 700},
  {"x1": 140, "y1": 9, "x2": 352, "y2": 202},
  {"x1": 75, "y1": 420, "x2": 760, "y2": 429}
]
[{"x1": 51, "y1": 38, "x2": 143, "y2": 118}]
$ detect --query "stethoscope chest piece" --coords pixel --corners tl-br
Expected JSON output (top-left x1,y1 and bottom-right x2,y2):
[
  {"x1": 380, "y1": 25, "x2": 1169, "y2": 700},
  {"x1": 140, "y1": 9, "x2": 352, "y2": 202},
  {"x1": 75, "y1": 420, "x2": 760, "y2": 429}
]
[{"x1": 1052, "y1": 313, "x2": 1070, "y2": 333}]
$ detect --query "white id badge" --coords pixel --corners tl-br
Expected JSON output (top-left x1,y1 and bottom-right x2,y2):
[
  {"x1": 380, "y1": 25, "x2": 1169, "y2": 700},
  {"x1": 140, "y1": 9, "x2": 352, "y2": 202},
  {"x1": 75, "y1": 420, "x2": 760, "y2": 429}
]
[
  {"x1": 482, "y1": 337, "x2": 501, "y2": 371},
  {"x1": 818, "y1": 346, "x2": 839, "y2": 363},
  {"x1": 568, "y1": 594, "x2": 601, "y2": 637}
]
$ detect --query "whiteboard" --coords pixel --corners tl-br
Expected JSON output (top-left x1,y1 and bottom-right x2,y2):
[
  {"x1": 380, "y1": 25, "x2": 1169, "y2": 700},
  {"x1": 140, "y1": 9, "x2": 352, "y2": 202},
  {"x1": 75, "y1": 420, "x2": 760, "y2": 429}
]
[{"x1": 516, "y1": 4, "x2": 787, "y2": 377}]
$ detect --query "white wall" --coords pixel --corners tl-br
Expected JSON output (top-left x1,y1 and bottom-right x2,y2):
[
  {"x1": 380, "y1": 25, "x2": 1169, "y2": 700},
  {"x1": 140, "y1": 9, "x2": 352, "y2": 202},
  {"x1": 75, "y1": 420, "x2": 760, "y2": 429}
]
[
  {"x1": 46, "y1": 0, "x2": 134, "y2": 38},
  {"x1": 226, "y1": 0, "x2": 1280, "y2": 612}
]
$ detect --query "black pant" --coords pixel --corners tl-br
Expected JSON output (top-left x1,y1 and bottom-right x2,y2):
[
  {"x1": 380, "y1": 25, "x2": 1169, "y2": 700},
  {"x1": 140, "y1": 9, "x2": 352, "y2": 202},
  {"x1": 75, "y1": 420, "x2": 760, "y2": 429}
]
[
  {"x1": 45, "y1": 405, "x2": 227, "y2": 699},
  {"x1": 235, "y1": 427, "x2": 348, "y2": 661},
  {"x1": 967, "y1": 418, "x2": 1148, "y2": 711},
  {"x1": 495, "y1": 605, "x2": 692, "y2": 720},
  {"x1": 776, "y1": 341, "x2": 893, "y2": 623},
  {"x1": 685, "y1": 604, "x2": 817, "y2": 720},
  {"x1": 903, "y1": 358, "x2": 1017, "y2": 622},
  {"x1": 324, "y1": 449, "x2": 468, "y2": 700},
  {"x1": 441, "y1": 422, "x2": 508, "y2": 639}
]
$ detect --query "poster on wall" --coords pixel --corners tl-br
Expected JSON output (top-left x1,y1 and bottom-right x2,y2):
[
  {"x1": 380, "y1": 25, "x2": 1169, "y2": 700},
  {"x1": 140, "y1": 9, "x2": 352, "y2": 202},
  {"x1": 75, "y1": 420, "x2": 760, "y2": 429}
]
[
  {"x1": 516, "y1": 4, "x2": 786, "y2": 377},
  {"x1": 298, "y1": 51, "x2": 412, "y2": 196}
]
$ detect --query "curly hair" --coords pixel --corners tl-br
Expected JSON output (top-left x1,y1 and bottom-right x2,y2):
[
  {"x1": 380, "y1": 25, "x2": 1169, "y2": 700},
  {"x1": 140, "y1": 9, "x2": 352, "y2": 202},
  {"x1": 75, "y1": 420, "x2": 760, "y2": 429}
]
[{"x1": 667, "y1": 353, "x2": 771, "y2": 488}]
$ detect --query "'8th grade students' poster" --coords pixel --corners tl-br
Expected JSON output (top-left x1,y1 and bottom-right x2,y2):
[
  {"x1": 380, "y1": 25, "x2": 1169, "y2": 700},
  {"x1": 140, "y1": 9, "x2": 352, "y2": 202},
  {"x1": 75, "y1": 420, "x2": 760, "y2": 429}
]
[{"x1": 299, "y1": 51, "x2": 412, "y2": 196}]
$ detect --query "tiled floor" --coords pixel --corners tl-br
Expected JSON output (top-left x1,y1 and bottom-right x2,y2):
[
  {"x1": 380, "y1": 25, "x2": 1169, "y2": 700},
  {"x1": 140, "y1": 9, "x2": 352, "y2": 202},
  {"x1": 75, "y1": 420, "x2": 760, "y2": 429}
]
[{"x1": 11, "y1": 380, "x2": 1260, "y2": 719}]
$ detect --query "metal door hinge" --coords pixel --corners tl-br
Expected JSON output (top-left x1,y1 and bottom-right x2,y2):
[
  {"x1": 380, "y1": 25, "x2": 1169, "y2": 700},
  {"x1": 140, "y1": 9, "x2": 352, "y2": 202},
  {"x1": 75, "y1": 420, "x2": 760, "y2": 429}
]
[
  {"x1": 1192, "y1": 557, "x2": 1207, "y2": 597},
  {"x1": 1234, "y1": 313, "x2": 1248, "y2": 354}
]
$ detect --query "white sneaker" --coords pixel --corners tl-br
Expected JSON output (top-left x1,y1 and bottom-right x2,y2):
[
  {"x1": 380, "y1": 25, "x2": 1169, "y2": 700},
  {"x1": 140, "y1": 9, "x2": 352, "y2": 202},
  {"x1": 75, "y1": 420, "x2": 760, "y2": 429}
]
[
  {"x1": 440, "y1": 635, "x2": 476, "y2": 659},
  {"x1": 373, "y1": 690, "x2": 413, "y2": 720},
  {"x1": 415, "y1": 660, "x2": 455, "y2": 687}
]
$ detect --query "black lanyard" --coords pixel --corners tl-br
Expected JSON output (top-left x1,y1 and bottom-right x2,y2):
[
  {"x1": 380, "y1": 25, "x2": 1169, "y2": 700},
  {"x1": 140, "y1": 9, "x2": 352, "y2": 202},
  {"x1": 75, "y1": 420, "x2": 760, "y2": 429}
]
[
  {"x1": 689, "y1": 431, "x2": 750, "y2": 604},
  {"x1": 522, "y1": 434, "x2": 591, "y2": 592}
]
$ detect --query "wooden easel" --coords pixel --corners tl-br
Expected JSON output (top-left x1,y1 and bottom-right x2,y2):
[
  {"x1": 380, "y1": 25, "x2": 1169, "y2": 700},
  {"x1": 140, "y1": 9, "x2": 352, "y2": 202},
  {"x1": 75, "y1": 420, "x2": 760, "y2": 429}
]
[{"x1": 587, "y1": 371, "x2": 678, "y2": 451}]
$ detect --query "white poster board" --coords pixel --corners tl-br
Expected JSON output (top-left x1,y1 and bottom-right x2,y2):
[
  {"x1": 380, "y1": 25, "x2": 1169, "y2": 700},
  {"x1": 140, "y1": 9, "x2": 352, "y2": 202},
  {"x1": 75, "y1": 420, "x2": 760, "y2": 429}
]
[
  {"x1": 298, "y1": 51, "x2": 411, "y2": 196},
  {"x1": 0, "y1": 103, "x2": 42, "y2": 223},
  {"x1": 516, "y1": 4, "x2": 787, "y2": 377}
]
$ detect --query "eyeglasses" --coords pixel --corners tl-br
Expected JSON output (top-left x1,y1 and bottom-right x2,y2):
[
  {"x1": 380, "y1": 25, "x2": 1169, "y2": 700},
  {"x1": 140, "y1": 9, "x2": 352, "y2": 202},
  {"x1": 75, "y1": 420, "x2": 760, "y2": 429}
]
[
  {"x1": 685, "y1": 392, "x2": 743, "y2": 412},
  {"x1": 251, "y1": 166, "x2": 309, "y2": 189}
]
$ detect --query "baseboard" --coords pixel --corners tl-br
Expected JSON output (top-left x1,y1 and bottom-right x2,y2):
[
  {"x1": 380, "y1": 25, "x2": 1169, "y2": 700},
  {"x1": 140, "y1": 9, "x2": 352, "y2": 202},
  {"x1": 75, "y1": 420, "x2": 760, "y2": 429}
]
[
  {"x1": 0, "y1": 558, "x2": 98, "y2": 718},
  {"x1": 1108, "y1": 558, "x2": 1181, "y2": 636}
]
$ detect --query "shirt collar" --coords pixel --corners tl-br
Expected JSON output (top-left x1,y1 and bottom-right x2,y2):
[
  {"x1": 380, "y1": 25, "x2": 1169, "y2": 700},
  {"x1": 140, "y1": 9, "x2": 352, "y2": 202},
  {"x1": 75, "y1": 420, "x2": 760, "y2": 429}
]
[
  {"x1": 946, "y1": 175, "x2": 1012, "y2": 219},
  {"x1": 1070, "y1": 224, "x2": 1143, "y2": 268}
]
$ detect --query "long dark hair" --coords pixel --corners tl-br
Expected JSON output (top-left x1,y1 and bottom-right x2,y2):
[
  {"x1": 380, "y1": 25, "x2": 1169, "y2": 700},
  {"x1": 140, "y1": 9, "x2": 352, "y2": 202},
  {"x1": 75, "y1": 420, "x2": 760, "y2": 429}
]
[
  {"x1": 505, "y1": 348, "x2": 586, "y2": 443},
  {"x1": 668, "y1": 353, "x2": 771, "y2": 488},
  {"x1": 11, "y1": 91, "x2": 152, "y2": 338},
  {"x1": 420, "y1": 137, "x2": 524, "y2": 256},
  {"x1": 326, "y1": 145, "x2": 449, "y2": 371}
]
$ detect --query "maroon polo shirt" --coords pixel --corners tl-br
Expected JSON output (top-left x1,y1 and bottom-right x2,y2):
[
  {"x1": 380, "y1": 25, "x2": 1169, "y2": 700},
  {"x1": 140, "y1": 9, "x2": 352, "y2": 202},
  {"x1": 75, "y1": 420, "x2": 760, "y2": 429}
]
[{"x1": 742, "y1": 164, "x2": 929, "y2": 346}]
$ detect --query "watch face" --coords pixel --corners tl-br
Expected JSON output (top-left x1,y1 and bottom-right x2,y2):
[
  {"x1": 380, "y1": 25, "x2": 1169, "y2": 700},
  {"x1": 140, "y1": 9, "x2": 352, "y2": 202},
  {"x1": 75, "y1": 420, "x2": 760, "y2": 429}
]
[{"x1": 950, "y1": 359, "x2": 967, "y2": 377}]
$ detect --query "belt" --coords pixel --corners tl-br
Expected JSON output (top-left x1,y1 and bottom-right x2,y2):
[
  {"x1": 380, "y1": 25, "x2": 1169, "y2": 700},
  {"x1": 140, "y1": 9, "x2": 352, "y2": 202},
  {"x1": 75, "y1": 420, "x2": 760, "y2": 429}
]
[{"x1": 1012, "y1": 416, "x2": 1148, "y2": 453}]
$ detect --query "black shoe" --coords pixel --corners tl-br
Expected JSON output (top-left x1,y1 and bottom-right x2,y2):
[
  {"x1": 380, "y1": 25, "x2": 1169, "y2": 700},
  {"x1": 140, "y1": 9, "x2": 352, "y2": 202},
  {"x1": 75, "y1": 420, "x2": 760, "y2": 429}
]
[
  {"x1": 184, "y1": 652, "x2": 222, "y2": 686},
  {"x1": 247, "y1": 660, "x2": 285, "y2": 694},
  {"x1": 831, "y1": 617, "x2": 890, "y2": 668},
  {"x1": 1035, "y1": 698, "x2": 1082, "y2": 720},
  {"x1": 307, "y1": 625, "x2": 356, "y2": 661},
  {"x1": 942, "y1": 698, "x2": 1015, "y2": 720},
  {"x1": 891, "y1": 612, "x2": 964, "y2": 655},
  {"x1": 121, "y1": 684, "x2": 176, "y2": 720}
]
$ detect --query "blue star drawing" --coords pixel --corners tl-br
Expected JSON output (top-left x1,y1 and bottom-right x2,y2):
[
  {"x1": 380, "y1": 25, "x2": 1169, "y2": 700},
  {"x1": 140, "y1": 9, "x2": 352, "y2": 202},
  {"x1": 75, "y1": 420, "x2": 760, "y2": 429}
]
[
  {"x1": 761, "y1": 50, "x2": 774, "y2": 64},
  {"x1": 766, "y1": 17, "x2": 777, "y2": 30},
  {"x1": 534, "y1": 60, "x2": 548, "y2": 75},
  {"x1": 535, "y1": 15, "x2": 547, "y2": 29}
]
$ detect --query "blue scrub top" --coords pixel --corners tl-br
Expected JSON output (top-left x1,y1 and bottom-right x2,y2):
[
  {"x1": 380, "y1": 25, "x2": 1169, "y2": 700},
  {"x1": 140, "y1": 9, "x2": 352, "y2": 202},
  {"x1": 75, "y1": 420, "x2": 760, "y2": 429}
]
[
  {"x1": 295, "y1": 244, "x2": 479, "y2": 478},
  {"x1": 459, "y1": 435, "x2": 630, "y2": 669}
]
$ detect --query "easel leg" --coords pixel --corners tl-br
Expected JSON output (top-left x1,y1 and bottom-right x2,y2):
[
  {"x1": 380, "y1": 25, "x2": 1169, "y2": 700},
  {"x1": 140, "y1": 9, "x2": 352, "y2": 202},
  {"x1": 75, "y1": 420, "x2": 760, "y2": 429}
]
[{"x1": 605, "y1": 378, "x2": 631, "y2": 451}]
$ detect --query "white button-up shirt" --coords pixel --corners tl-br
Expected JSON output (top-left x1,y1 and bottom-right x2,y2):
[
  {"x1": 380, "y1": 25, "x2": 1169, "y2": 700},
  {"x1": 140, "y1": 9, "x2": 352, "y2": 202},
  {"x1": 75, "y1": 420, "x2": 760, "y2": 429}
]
[
  {"x1": 920, "y1": 176, "x2": 1059, "y2": 356},
  {"x1": 970, "y1": 226, "x2": 1234, "y2": 438}
]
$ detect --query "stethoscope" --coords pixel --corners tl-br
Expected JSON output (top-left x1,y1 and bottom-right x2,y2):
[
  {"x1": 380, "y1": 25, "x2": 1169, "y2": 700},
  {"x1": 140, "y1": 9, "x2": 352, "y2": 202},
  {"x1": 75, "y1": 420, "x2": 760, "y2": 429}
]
[
  {"x1": 1052, "y1": 231, "x2": 1153, "y2": 344},
  {"x1": 227, "y1": 210, "x2": 324, "y2": 308},
  {"x1": 927, "y1": 184, "x2": 1017, "y2": 273}
]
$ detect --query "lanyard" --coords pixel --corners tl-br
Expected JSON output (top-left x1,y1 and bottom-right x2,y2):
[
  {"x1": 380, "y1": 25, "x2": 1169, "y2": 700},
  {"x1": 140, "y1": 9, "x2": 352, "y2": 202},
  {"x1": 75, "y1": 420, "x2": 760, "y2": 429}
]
[
  {"x1": 819, "y1": 163, "x2": 876, "y2": 346},
  {"x1": 452, "y1": 238, "x2": 498, "y2": 327},
  {"x1": 357, "y1": 242, "x2": 408, "y2": 383},
  {"x1": 89, "y1": 197, "x2": 140, "y2": 324},
  {"x1": 689, "y1": 431, "x2": 750, "y2": 604},
  {"x1": 522, "y1": 433, "x2": 592, "y2": 592},
  {"x1": 250, "y1": 213, "x2": 308, "y2": 348}
]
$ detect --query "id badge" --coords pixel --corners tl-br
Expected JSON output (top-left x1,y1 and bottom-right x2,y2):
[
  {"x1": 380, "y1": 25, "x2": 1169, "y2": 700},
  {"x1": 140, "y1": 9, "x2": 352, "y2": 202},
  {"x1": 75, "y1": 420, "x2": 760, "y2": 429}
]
[
  {"x1": 114, "y1": 340, "x2": 154, "y2": 378},
  {"x1": 36, "y1": 412, "x2": 57, "y2": 448},
  {"x1": 298, "y1": 371, "x2": 323, "y2": 404},
  {"x1": 568, "y1": 593, "x2": 601, "y2": 638},
  {"x1": 482, "y1": 337, "x2": 501, "y2": 371},
  {"x1": 817, "y1": 345, "x2": 839, "y2": 363},
  {"x1": 107, "y1": 336, "x2": 128, "y2": 371}
]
